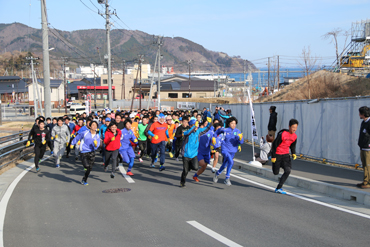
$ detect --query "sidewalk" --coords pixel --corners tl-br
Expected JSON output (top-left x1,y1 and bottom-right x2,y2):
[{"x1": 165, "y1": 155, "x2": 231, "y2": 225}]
[{"x1": 233, "y1": 143, "x2": 370, "y2": 206}]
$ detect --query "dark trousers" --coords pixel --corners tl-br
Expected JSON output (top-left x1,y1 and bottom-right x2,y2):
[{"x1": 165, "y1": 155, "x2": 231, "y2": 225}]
[
  {"x1": 151, "y1": 141, "x2": 166, "y2": 165},
  {"x1": 105, "y1": 149, "x2": 119, "y2": 173},
  {"x1": 174, "y1": 141, "x2": 182, "y2": 158},
  {"x1": 146, "y1": 139, "x2": 152, "y2": 156},
  {"x1": 48, "y1": 140, "x2": 53, "y2": 152},
  {"x1": 272, "y1": 154, "x2": 292, "y2": 189},
  {"x1": 181, "y1": 157, "x2": 199, "y2": 185},
  {"x1": 81, "y1": 151, "x2": 95, "y2": 182},
  {"x1": 34, "y1": 144, "x2": 47, "y2": 168},
  {"x1": 138, "y1": 140, "x2": 147, "y2": 158},
  {"x1": 66, "y1": 137, "x2": 74, "y2": 155}
]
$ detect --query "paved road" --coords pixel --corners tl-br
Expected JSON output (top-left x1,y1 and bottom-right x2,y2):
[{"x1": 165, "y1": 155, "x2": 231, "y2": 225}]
[{"x1": 4, "y1": 152, "x2": 370, "y2": 247}]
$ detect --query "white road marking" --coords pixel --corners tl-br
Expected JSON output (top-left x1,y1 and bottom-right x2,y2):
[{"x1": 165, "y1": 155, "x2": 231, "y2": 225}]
[
  {"x1": 0, "y1": 155, "x2": 51, "y2": 247},
  {"x1": 118, "y1": 164, "x2": 135, "y2": 183},
  {"x1": 208, "y1": 164, "x2": 370, "y2": 220},
  {"x1": 187, "y1": 221, "x2": 243, "y2": 247}
]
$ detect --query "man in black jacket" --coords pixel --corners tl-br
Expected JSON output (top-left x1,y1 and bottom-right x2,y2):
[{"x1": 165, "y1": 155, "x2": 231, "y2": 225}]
[
  {"x1": 357, "y1": 106, "x2": 370, "y2": 189},
  {"x1": 268, "y1": 106, "x2": 277, "y2": 139}
]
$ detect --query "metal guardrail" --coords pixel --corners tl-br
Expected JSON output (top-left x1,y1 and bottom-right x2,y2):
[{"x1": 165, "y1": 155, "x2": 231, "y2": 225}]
[{"x1": 0, "y1": 131, "x2": 33, "y2": 170}]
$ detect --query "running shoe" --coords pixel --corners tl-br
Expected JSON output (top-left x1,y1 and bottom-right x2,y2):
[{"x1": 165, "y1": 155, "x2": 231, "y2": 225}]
[
  {"x1": 213, "y1": 173, "x2": 219, "y2": 183},
  {"x1": 36, "y1": 167, "x2": 40, "y2": 172},
  {"x1": 169, "y1": 152, "x2": 173, "y2": 158},
  {"x1": 275, "y1": 188, "x2": 287, "y2": 194},
  {"x1": 104, "y1": 166, "x2": 108, "y2": 172},
  {"x1": 224, "y1": 179, "x2": 232, "y2": 186},
  {"x1": 176, "y1": 158, "x2": 179, "y2": 162},
  {"x1": 193, "y1": 176, "x2": 200, "y2": 182},
  {"x1": 138, "y1": 150, "x2": 141, "y2": 156},
  {"x1": 159, "y1": 165, "x2": 166, "y2": 171},
  {"x1": 126, "y1": 171, "x2": 134, "y2": 176},
  {"x1": 81, "y1": 178, "x2": 88, "y2": 185},
  {"x1": 139, "y1": 158, "x2": 143, "y2": 162},
  {"x1": 111, "y1": 173, "x2": 115, "y2": 179},
  {"x1": 115, "y1": 167, "x2": 119, "y2": 171},
  {"x1": 211, "y1": 167, "x2": 216, "y2": 173},
  {"x1": 56, "y1": 164, "x2": 60, "y2": 168},
  {"x1": 180, "y1": 183, "x2": 186, "y2": 188},
  {"x1": 84, "y1": 168, "x2": 87, "y2": 171},
  {"x1": 150, "y1": 163, "x2": 155, "y2": 168}
]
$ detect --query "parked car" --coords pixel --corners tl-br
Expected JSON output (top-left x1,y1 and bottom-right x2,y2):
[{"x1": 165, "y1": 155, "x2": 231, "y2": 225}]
[{"x1": 67, "y1": 102, "x2": 81, "y2": 109}]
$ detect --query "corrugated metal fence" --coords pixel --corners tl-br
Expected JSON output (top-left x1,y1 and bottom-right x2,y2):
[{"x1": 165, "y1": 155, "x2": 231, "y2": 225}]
[{"x1": 199, "y1": 96, "x2": 370, "y2": 166}]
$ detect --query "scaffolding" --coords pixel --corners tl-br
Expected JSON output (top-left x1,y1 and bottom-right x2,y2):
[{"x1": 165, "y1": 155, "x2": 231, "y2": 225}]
[{"x1": 351, "y1": 19, "x2": 370, "y2": 42}]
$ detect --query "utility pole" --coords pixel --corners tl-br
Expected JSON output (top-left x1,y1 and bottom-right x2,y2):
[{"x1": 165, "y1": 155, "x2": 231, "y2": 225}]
[
  {"x1": 99, "y1": 0, "x2": 113, "y2": 109},
  {"x1": 138, "y1": 55, "x2": 144, "y2": 110},
  {"x1": 267, "y1": 57, "x2": 270, "y2": 95},
  {"x1": 187, "y1": 60, "x2": 192, "y2": 97},
  {"x1": 121, "y1": 60, "x2": 125, "y2": 99},
  {"x1": 243, "y1": 60, "x2": 246, "y2": 96},
  {"x1": 62, "y1": 57, "x2": 68, "y2": 114},
  {"x1": 41, "y1": 0, "x2": 51, "y2": 118},
  {"x1": 93, "y1": 64, "x2": 97, "y2": 109},
  {"x1": 26, "y1": 57, "x2": 39, "y2": 117},
  {"x1": 277, "y1": 55, "x2": 280, "y2": 90},
  {"x1": 147, "y1": 50, "x2": 158, "y2": 110},
  {"x1": 130, "y1": 63, "x2": 140, "y2": 111},
  {"x1": 152, "y1": 36, "x2": 163, "y2": 110}
]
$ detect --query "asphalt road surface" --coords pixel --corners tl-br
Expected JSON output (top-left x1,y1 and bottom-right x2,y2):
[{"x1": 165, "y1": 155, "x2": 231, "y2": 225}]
[{"x1": 4, "y1": 152, "x2": 370, "y2": 247}]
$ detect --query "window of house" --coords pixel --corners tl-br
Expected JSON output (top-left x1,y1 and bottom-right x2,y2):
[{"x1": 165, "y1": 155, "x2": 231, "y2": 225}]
[
  {"x1": 103, "y1": 79, "x2": 107, "y2": 84},
  {"x1": 182, "y1": 93, "x2": 191, "y2": 98},
  {"x1": 169, "y1": 93, "x2": 178, "y2": 98}
]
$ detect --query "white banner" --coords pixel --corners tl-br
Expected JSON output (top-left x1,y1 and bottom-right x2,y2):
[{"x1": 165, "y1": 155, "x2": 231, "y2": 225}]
[
  {"x1": 247, "y1": 90, "x2": 258, "y2": 140},
  {"x1": 177, "y1": 102, "x2": 196, "y2": 110}
]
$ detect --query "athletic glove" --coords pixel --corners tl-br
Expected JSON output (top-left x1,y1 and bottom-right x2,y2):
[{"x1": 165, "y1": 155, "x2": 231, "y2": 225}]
[
  {"x1": 154, "y1": 135, "x2": 159, "y2": 140},
  {"x1": 26, "y1": 141, "x2": 30, "y2": 147},
  {"x1": 111, "y1": 136, "x2": 115, "y2": 141},
  {"x1": 66, "y1": 142, "x2": 69, "y2": 147},
  {"x1": 271, "y1": 158, "x2": 276, "y2": 163},
  {"x1": 292, "y1": 154, "x2": 297, "y2": 160},
  {"x1": 51, "y1": 136, "x2": 54, "y2": 140},
  {"x1": 134, "y1": 139, "x2": 138, "y2": 143},
  {"x1": 94, "y1": 140, "x2": 98, "y2": 147},
  {"x1": 77, "y1": 141, "x2": 81, "y2": 145},
  {"x1": 70, "y1": 145, "x2": 74, "y2": 149},
  {"x1": 66, "y1": 136, "x2": 68, "y2": 141},
  {"x1": 97, "y1": 129, "x2": 100, "y2": 132},
  {"x1": 42, "y1": 140, "x2": 46, "y2": 145},
  {"x1": 210, "y1": 145, "x2": 214, "y2": 150},
  {"x1": 71, "y1": 134, "x2": 74, "y2": 138},
  {"x1": 195, "y1": 121, "x2": 199, "y2": 127},
  {"x1": 238, "y1": 133, "x2": 243, "y2": 141},
  {"x1": 238, "y1": 145, "x2": 241, "y2": 152},
  {"x1": 206, "y1": 117, "x2": 212, "y2": 123},
  {"x1": 212, "y1": 137, "x2": 216, "y2": 145},
  {"x1": 55, "y1": 134, "x2": 58, "y2": 139}
]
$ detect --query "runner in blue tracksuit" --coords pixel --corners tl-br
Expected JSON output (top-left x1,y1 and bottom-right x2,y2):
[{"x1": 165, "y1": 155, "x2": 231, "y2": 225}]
[
  {"x1": 213, "y1": 116, "x2": 244, "y2": 186},
  {"x1": 99, "y1": 117, "x2": 111, "y2": 164},
  {"x1": 193, "y1": 122, "x2": 214, "y2": 182},
  {"x1": 71, "y1": 121, "x2": 101, "y2": 185},
  {"x1": 180, "y1": 117, "x2": 211, "y2": 187},
  {"x1": 210, "y1": 122, "x2": 223, "y2": 173},
  {"x1": 119, "y1": 119, "x2": 138, "y2": 176}
]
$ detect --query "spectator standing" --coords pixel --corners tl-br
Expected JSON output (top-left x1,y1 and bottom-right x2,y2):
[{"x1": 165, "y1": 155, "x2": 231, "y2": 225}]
[
  {"x1": 268, "y1": 106, "x2": 277, "y2": 139},
  {"x1": 357, "y1": 106, "x2": 370, "y2": 189}
]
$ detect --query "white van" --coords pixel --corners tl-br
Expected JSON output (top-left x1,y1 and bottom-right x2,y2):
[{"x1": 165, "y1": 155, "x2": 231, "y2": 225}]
[{"x1": 69, "y1": 105, "x2": 86, "y2": 115}]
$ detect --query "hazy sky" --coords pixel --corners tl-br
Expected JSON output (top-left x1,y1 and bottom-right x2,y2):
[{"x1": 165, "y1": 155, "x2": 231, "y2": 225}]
[{"x1": 1, "y1": 0, "x2": 369, "y2": 68}]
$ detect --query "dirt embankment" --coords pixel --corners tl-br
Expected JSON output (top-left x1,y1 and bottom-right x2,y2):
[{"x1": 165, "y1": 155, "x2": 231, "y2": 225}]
[{"x1": 260, "y1": 70, "x2": 370, "y2": 102}]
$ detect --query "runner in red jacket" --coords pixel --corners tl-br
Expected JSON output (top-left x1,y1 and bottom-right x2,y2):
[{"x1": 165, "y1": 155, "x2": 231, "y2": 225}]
[{"x1": 104, "y1": 123, "x2": 122, "y2": 178}]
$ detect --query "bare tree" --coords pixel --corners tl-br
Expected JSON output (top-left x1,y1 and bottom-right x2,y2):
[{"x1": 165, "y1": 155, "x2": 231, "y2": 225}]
[
  {"x1": 323, "y1": 28, "x2": 350, "y2": 68},
  {"x1": 297, "y1": 46, "x2": 319, "y2": 99}
]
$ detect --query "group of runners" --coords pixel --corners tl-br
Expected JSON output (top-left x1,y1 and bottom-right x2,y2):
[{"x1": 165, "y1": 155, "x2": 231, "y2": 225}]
[{"x1": 27, "y1": 107, "x2": 298, "y2": 194}]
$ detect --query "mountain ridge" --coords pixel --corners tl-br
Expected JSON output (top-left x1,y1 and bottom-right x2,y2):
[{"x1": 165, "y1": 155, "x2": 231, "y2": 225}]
[{"x1": 0, "y1": 22, "x2": 256, "y2": 73}]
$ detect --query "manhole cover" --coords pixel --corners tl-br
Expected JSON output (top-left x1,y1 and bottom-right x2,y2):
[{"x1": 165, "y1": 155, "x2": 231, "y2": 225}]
[{"x1": 102, "y1": 188, "x2": 131, "y2": 193}]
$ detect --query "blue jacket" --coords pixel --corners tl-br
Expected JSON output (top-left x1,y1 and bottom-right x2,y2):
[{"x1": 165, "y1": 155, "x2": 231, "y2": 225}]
[
  {"x1": 99, "y1": 124, "x2": 109, "y2": 140},
  {"x1": 198, "y1": 128, "x2": 214, "y2": 155},
  {"x1": 218, "y1": 110, "x2": 231, "y2": 127},
  {"x1": 211, "y1": 131, "x2": 223, "y2": 150},
  {"x1": 182, "y1": 122, "x2": 211, "y2": 158},
  {"x1": 203, "y1": 110, "x2": 212, "y2": 119},
  {"x1": 71, "y1": 130, "x2": 101, "y2": 153},
  {"x1": 214, "y1": 112, "x2": 220, "y2": 120},
  {"x1": 66, "y1": 122, "x2": 75, "y2": 133},
  {"x1": 215, "y1": 127, "x2": 243, "y2": 154},
  {"x1": 120, "y1": 128, "x2": 138, "y2": 150}
]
